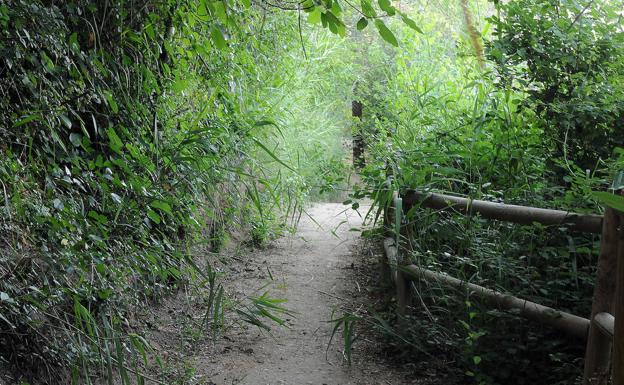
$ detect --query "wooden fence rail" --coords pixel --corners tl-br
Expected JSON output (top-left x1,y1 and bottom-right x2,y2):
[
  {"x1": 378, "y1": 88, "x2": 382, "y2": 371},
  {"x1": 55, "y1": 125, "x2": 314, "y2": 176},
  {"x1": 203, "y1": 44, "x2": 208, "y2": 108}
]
[
  {"x1": 403, "y1": 190, "x2": 603, "y2": 233},
  {"x1": 381, "y1": 190, "x2": 622, "y2": 385}
]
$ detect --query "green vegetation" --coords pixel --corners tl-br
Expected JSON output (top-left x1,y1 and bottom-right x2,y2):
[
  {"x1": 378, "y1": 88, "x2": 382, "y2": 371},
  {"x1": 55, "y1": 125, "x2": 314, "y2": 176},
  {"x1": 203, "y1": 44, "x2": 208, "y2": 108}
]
[
  {"x1": 1, "y1": 0, "x2": 623, "y2": 384},
  {"x1": 349, "y1": 1, "x2": 624, "y2": 384},
  {"x1": 0, "y1": 1, "x2": 357, "y2": 382}
]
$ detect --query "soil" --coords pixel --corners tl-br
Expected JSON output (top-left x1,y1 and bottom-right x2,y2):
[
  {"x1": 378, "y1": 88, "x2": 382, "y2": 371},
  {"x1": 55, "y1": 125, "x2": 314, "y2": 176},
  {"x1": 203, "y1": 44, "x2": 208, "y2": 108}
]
[{"x1": 135, "y1": 203, "x2": 447, "y2": 385}]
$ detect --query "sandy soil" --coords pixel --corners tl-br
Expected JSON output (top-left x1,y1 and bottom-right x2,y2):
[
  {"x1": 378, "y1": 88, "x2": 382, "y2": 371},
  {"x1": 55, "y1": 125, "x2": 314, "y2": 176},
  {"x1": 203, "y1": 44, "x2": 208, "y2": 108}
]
[
  {"x1": 139, "y1": 203, "x2": 439, "y2": 385},
  {"x1": 204, "y1": 203, "x2": 411, "y2": 385}
]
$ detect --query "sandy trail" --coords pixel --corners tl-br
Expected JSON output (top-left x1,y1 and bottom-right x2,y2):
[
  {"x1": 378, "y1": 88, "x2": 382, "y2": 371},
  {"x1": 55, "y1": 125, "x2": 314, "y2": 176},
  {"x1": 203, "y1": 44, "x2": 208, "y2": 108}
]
[{"x1": 204, "y1": 202, "x2": 410, "y2": 385}]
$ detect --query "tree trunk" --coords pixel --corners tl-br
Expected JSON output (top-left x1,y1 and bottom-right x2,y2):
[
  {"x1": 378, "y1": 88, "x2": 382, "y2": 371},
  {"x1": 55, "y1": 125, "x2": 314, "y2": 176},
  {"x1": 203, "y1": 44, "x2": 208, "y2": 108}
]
[{"x1": 352, "y1": 100, "x2": 364, "y2": 169}]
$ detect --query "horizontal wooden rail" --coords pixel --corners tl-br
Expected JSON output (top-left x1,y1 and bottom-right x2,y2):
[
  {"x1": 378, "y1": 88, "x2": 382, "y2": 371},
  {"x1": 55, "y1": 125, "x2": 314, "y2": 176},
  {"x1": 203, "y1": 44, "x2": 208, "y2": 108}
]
[
  {"x1": 401, "y1": 262, "x2": 590, "y2": 339},
  {"x1": 593, "y1": 312, "x2": 615, "y2": 339},
  {"x1": 403, "y1": 190, "x2": 603, "y2": 234}
]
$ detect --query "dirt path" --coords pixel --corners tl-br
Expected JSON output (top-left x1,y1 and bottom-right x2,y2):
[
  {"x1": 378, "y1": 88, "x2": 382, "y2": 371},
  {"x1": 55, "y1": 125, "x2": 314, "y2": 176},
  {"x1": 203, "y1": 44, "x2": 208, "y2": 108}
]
[{"x1": 201, "y1": 202, "x2": 414, "y2": 385}]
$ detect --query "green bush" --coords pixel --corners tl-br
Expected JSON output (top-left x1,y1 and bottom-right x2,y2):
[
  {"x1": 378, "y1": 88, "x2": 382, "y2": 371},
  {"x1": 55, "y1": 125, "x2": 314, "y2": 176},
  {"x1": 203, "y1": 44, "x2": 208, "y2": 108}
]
[{"x1": 487, "y1": 0, "x2": 624, "y2": 170}]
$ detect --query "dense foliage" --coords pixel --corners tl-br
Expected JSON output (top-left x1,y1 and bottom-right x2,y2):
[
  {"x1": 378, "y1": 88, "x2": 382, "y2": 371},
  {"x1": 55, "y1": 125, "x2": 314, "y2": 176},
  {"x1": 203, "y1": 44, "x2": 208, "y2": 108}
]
[
  {"x1": 487, "y1": 0, "x2": 624, "y2": 170},
  {"x1": 0, "y1": 1, "x2": 349, "y2": 382},
  {"x1": 347, "y1": 0, "x2": 623, "y2": 384}
]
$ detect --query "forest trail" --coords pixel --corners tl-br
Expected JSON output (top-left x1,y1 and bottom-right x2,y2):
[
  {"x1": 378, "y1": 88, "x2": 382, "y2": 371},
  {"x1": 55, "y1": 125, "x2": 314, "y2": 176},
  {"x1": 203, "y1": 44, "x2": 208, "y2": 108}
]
[{"x1": 201, "y1": 202, "x2": 417, "y2": 385}]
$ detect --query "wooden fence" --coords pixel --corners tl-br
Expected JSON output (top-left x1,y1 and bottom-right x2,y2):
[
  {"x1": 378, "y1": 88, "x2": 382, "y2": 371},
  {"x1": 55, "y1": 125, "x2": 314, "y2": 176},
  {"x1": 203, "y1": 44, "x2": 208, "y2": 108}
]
[{"x1": 380, "y1": 189, "x2": 623, "y2": 385}]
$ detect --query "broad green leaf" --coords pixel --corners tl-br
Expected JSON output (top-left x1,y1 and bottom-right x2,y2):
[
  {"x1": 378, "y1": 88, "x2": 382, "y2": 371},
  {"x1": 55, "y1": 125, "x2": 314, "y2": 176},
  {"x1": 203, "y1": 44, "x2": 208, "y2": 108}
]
[
  {"x1": 151, "y1": 200, "x2": 172, "y2": 214},
  {"x1": 325, "y1": 11, "x2": 345, "y2": 37},
  {"x1": 60, "y1": 113, "x2": 72, "y2": 129},
  {"x1": 172, "y1": 78, "x2": 189, "y2": 94},
  {"x1": 331, "y1": 1, "x2": 342, "y2": 16},
  {"x1": 69, "y1": 32, "x2": 80, "y2": 51},
  {"x1": 360, "y1": 0, "x2": 376, "y2": 17},
  {"x1": 50, "y1": 130, "x2": 68, "y2": 153},
  {"x1": 336, "y1": 21, "x2": 346, "y2": 37},
  {"x1": 40, "y1": 51, "x2": 54, "y2": 71},
  {"x1": 374, "y1": 19, "x2": 398, "y2": 46},
  {"x1": 211, "y1": 26, "x2": 227, "y2": 50},
  {"x1": 212, "y1": 1, "x2": 228, "y2": 24},
  {"x1": 88, "y1": 210, "x2": 108, "y2": 224},
  {"x1": 69, "y1": 133, "x2": 82, "y2": 147},
  {"x1": 106, "y1": 128, "x2": 123, "y2": 154},
  {"x1": 378, "y1": 0, "x2": 395, "y2": 15},
  {"x1": 147, "y1": 209, "x2": 161, "y2": 224},
  {"x1": 301, "y1": 0, "x2": 314, "y2": 11},
  {"x1": 356, "y1": 17, "x2": 368, "y2": 30},
  {"x1": 593, "y1": 191, "x2": 624, "y2": 211},
  {"x1": 104, "y1": 92, "x2": 119, "y2": 114},
  {"x1": 308, "y1": 7, "x2": 322, "y2": 24}
]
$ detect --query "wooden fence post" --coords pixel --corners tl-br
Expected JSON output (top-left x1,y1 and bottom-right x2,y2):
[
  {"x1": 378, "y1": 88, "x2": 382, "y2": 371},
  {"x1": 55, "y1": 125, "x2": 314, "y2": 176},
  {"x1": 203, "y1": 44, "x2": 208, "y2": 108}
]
[
  {"x1": 613, "y1": 210, "x2": 624, "y2": 385},
  {"x1": 584, "y1": 208, "x2": 619, "y2": 384},
  {"x1": 379, "y1": 180, "x2": 394, "y2": 287},
  {"x1": 394, "y1": 194, "x2": 412, "y2": 318}
]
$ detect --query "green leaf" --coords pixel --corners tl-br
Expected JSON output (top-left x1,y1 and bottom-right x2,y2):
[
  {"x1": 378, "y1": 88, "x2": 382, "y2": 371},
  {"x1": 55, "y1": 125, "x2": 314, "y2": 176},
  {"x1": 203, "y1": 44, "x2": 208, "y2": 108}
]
[
  {"x1": 356, "y1": 17, "x2": 368, "y2": 30},
  {"x1": 360, "y1": 0, "x2": 376, "y2": 17},
  {"x1": 106, "y1": 128, "x2": 123, "y2": 154},
  {"x1": 104, "y1": 92, "x2": 119, "y2": 114},
  {"x1": 374, "y1": 19, "x2": 398, "y2": 46},
  {"x1": 13, "y1": 114, "x2": 41, "y2": 128},
  {"x1": 172, "y1": 78, "x2": 189, "y2": 94},
  {"x1": 301, "y1": 0, "x2": 314, "y2": 11},
  {"x1": 40, "y1": 51, "x2": 54, "y2": 71},
  {"x1": 593, "y1": 191, "x2": 624, "y2": 211},
  {"x1": 378, "y1": 0, "x2": 395, "y2": 15},
  {"x1": 251, "y1": 137, "x2": 295, "y2": 172},
  {"x1": 69, "y1": 133, "x2": 82, "y2": 147},
  {"x1": 473, "y1": 355, "x2": 482, "y2": 365},
  {"x1": 150, "y1": 200, "x2": 172, "y2": 215},
  {"x1": 69, "y1": 32, "x2": 80, "y2": 51},
  {"x1": 400, "y1": 13, "x2": 423, "y2": 33},
  {"x1": 60, "y1": 114, "x2": 72, "y2": 129},
  {"x1": 308, "y1": 7, "x2": 322, "y2": 24},
  {"x1": 147, "y1": 209, "x2": 161, "y2": 224},
  {"x1": 324, "y1": 11, "x2": 346, "y2": 37},
  {"x1": 331, "y1": 1, "x2": 342, "y2": 16},
  {"x1": 88, "y1": 210, "x2": 108, "y2": 224},
  {"x1": 211, "y1": 26, "x2": 227, "y2": 50},
  {"x1": 212, "y1": 1, "x2": 228, "y2": 24}
]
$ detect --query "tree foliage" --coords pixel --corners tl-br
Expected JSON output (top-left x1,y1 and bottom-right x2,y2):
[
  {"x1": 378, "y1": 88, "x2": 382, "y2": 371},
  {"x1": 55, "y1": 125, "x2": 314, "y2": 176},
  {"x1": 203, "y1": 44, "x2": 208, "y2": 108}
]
[{"x1": 487, "y1": 0, "x2": 624, "y2": 169}]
